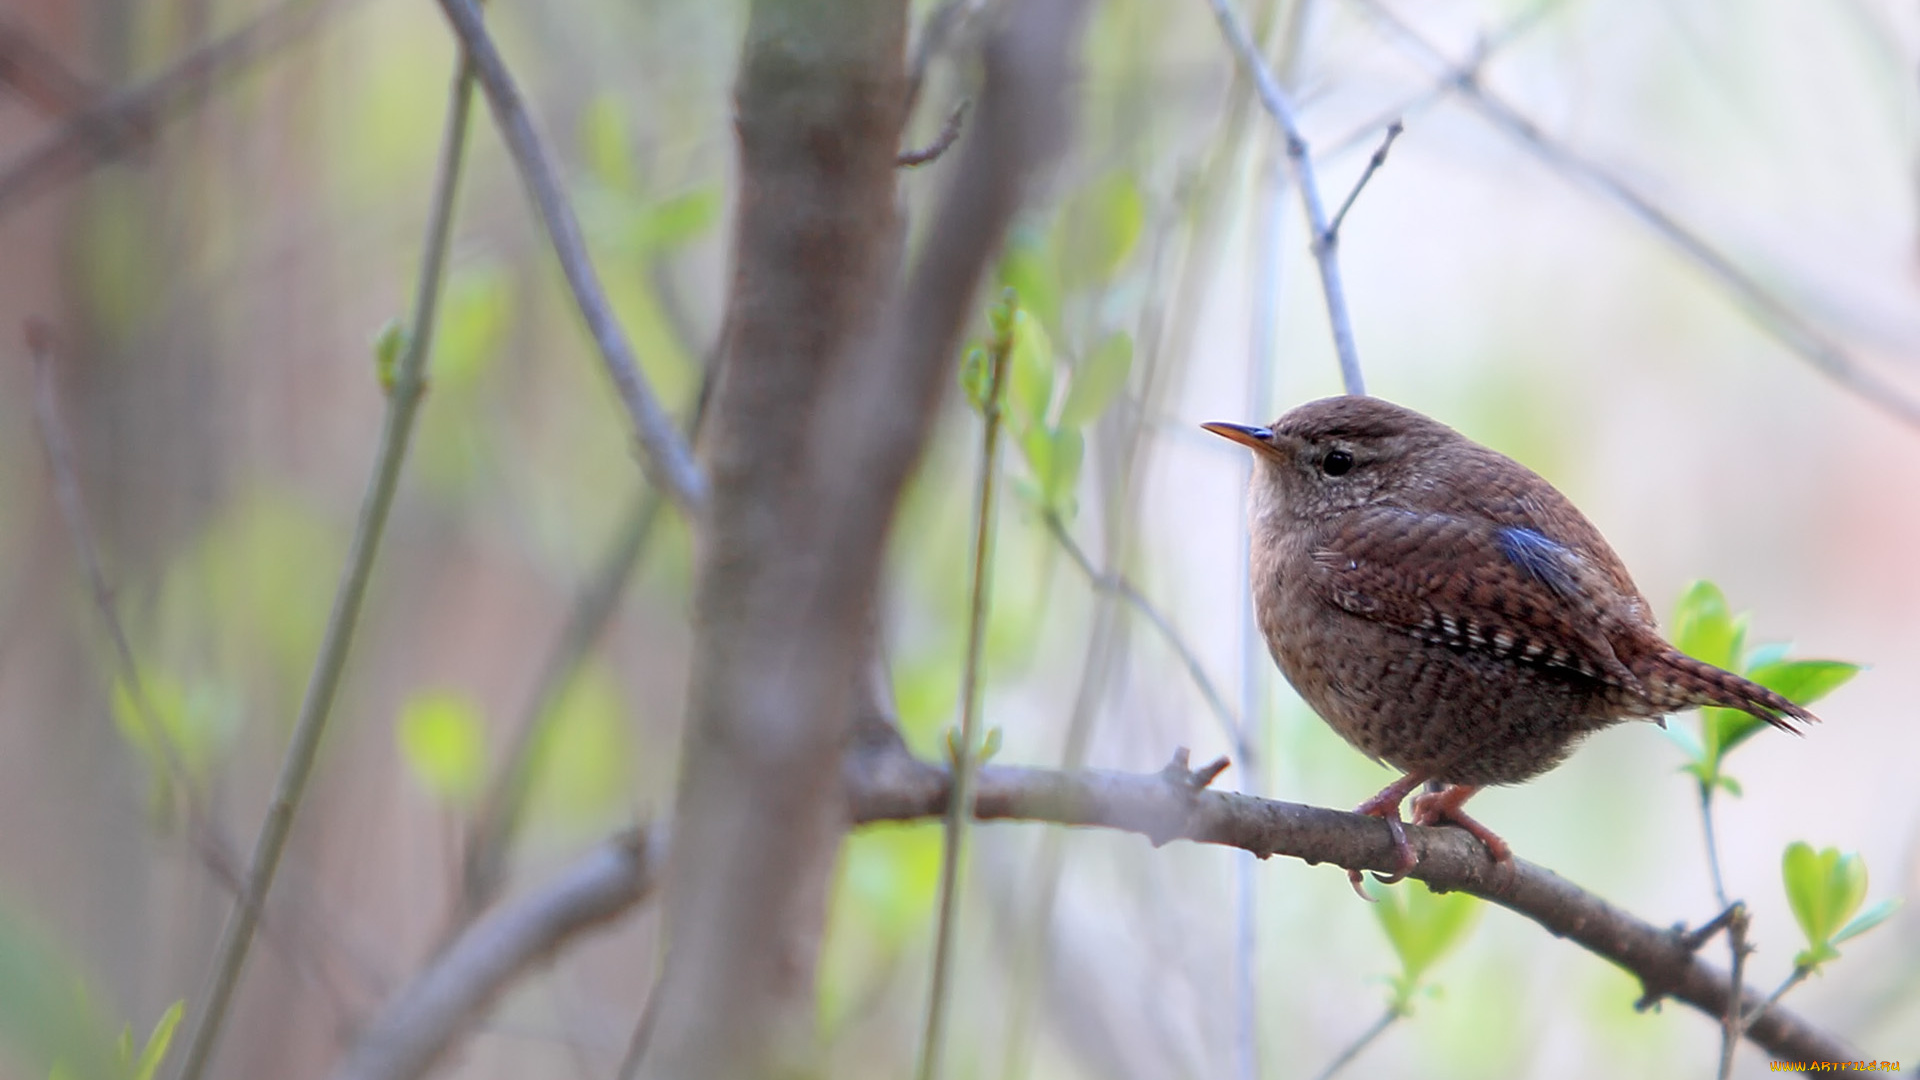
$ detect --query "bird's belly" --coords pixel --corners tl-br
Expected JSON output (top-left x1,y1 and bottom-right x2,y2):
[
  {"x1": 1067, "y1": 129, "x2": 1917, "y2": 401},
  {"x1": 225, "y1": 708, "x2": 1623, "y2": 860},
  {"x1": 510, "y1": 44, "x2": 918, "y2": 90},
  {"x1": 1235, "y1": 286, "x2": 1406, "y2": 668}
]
[{"x1": 1269, "y1": 610, "x2": 1625, "y2": 787}]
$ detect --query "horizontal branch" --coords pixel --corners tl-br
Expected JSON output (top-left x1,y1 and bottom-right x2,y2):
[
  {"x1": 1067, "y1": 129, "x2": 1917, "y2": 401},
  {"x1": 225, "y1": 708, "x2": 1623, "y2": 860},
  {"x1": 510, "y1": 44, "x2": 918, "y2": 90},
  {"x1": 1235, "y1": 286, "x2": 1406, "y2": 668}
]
[
  {"x1": 334, "y1": 827, "x2": 670, "y2": 1080},
  {"x1": 333, "y1": 734, "x2": 1855, "y2": 1080}
]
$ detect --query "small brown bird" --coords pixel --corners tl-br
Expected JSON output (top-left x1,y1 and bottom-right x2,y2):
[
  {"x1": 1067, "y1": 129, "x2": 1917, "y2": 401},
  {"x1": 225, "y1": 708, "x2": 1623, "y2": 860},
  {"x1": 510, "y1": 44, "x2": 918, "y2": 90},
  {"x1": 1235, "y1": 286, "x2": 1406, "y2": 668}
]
[{"x1": 1204, "y1": 396, "x2": 1814, "y2": 889}]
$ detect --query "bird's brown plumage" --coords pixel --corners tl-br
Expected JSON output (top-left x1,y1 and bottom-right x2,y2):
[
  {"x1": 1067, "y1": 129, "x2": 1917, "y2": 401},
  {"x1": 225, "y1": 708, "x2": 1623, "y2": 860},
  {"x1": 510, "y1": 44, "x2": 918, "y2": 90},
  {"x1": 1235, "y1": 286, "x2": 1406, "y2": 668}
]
[{"x1": 1205, "y1": 395, "x2": 1813, "y2": 876}]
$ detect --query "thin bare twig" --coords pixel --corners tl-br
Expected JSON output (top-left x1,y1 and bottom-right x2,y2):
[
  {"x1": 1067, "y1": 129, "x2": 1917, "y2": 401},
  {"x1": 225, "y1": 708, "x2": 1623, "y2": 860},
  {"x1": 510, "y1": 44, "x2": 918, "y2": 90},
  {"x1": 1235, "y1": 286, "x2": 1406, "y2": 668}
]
[
  {"x1": 26, "y1": 323, "x2": 196, "y2": 806},
  {"x1": 917, "y1": 306, "x2": 1013, "y2": 1080},
  {"x1": 455, "y1": 487, "x2": 660, "y2": 916},
  {"x1": 0, "y1": 16, "x2": 100, "y2": 116},
  {"x1": 1699, "y1": 784, "x2": 1732, "y2": 911},
  {"x1": 173, "y1": 53, "x2": 478, "y2": 1080},
  {"x1": 25, "y1": 349, "x2": 382, "y2": 1021},
  {"x1": 1040, "y1": 511, "x2": 1241, "y2": 747},
  {"x1": 1694, "y1": 774, "x2": 1748, "y2": 1080},
  {"x1": 897, "y1": 99, "x2": 970, "y2": 167},
  {"x1": 432, "y1": 0, "x2": 708, "y2": 513},
  {"x1": 1002, "y1": 80, "x2": 1266, "y2": 1079},
  {"x1": 1678, "y1": 902, "x2": 1743, "y2": 953},
  {"x1": 612, "y1": 973, "x2": 666, "y2": 1080},
  {"x1": 1203, "y1": 0, "x2": 1367, "y2": 396},
  {"x1": 0, "y1": 0, "x2": 346, "y2": 216},
  {"x1": 1319, "y1": 3, "x2": 1555, "y2": 160},
  {"x1": 1348, "y1": 0, "x2": 1920, "y2": 430},
  {"x1": 1741, "y1": 964, "x2": 1814, "y2": 1036},
  {"x1": 1718, "y1": 903, "x2": 1753, "y2": 1080},
  {"x1": 1325, "y1": 119, "x2": 1402, "y2": 242},
  {"x1": 457, "y1": 358, "x2": 717, "y2": 926},
  {"x1": 1311, "y1": 1006, "x2": 1401, "y2": 1080},
  {"x1": 903, "y1": 0, "x2": 986, "y2": 122}
]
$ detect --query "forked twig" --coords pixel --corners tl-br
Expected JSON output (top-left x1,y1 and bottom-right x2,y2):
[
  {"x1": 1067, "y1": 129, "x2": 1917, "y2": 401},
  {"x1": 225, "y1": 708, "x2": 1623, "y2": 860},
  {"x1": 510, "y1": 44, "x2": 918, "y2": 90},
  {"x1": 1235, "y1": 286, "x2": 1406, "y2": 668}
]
[
  {"x1": 1203, "y1": 0, "x2": 1367, "y2": 396},
  {"x1": 1348, "y1": 0, "x2": 1920, "y2": 429},
  {"x1": 433, "y1": 0, "x2": 708, "y2": 512}
]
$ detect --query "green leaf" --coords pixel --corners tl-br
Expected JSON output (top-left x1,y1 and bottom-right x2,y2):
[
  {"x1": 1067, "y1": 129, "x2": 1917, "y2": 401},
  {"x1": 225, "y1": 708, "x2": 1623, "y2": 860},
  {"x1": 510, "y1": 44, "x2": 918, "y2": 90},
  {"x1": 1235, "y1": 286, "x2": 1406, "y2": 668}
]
[
  {"x1": 1783, "y1": 842, "x2": 1870, "y2": 971},
  {"x1": 1059, "y1": 332, "x2": 1132, "y2": 428},
  {"x1": 1042, "y1": 426, "x2": 1083, "y2": 508},
  {"x1": 1747, "y1": 659, "x2": 1862, "y2": 709},
  {"x1": 1007, "y1": 308, "x2": 1055, "y2": 424},
  {"x1": 1079, "y1": 171, "x2": 1145, "y2": 282},
  {"x1": 1792, "y1": 940, "x2": 1840, "y2": 971},
  {"x1": 1018, "y1": 424, "x2": 1083, "y2": 517},
  {"x1": 396, "y1": 691, "x2": 488, "y2": 807},
  {"x1": 1832, "y1": 897, "x2": 1901, "y2": 946},
  {"x1": 578, "y1": 94, "x2": 635, "y2": 191},
  {"x1": 1017, "y1": 425, "x2": 1053, "y2": 495},
  {"x1": 997, "y1": 228, "x2": 1060, "y2": 332},
  {"x1": 1706, "y1": 706, "x2": 1771, "y2": 762},
  {"x1": 980, "y1": 727, "x2": 1003, "y2": 762},
  {"x1": 127, "y1": 1002, "x2": 183, "y2": 1080},
  {"x1": 1671, "y1": 580, "x2": 1741, "y2": 670},
  {"x1": 1366, "y1": 880, "x2": 1481, "y2": 999},
  {"x1": 959, "y1": 345, "x2": 990, "y2": 413},
  {"x1": 631, "y1": 188, "x2": 722, "y2": 251},
  {"x1": 371, "y1": 319, "x2": 407, "y2": 394}
]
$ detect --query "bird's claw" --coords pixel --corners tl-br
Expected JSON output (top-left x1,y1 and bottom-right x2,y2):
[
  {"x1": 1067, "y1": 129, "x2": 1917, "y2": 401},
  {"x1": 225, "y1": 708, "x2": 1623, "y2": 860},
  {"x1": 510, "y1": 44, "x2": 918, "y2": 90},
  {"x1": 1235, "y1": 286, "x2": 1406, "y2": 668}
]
[
  {"x1": 1349, "y1": 802, "x2": 1418, "y2": 899},
  {"x1": 1411, "y1": 785, "x2": 1513, "y2": 864}
]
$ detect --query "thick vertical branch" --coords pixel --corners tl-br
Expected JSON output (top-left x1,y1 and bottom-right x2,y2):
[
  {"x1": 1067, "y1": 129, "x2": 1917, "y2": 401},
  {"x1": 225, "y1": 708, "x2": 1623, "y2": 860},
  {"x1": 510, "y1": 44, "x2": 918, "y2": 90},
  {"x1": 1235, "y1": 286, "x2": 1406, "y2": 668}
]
[
  {"x1": 640, "y1": 2, "x2": 1087, "y2": 1076},
  {"x1": 634, "y1": 2, "x2": 910, "y2": 1076}
]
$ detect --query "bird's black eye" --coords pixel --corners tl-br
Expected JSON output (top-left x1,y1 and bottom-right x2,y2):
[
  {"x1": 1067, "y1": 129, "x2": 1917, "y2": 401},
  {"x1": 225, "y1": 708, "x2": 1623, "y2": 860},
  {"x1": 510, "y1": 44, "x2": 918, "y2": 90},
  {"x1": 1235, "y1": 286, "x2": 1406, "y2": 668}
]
[{"x1": 1321, "y1": 449, "x2": 1355, "y2": 477}]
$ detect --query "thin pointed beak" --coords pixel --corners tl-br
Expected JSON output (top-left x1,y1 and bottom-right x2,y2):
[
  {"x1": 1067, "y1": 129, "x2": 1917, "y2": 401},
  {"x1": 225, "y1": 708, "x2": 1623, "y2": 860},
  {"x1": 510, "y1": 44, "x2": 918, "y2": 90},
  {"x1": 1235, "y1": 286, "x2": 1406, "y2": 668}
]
[{"x1": 1202, "y1": 421, "x2": 1277, "y2": 453}]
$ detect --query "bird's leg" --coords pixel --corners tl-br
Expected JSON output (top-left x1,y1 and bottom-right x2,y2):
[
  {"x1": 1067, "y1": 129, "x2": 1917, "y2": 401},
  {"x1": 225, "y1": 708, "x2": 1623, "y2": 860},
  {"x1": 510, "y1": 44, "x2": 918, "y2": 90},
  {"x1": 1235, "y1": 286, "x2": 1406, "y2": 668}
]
[
  {"x1": 1348, "y1": 771, "x2": 1428, "y2": 895},
  {"x1": 1409, "y1": 784, "x2": 1513, "y2": 863}
]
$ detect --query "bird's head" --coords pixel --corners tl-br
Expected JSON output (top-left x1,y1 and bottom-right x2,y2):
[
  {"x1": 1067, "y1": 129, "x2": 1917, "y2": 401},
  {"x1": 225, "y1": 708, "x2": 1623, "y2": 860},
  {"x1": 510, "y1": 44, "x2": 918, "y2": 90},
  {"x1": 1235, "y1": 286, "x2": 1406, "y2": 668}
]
[{"x1": 1203, "y1": 395, "x2": 1466, "y2": 525}]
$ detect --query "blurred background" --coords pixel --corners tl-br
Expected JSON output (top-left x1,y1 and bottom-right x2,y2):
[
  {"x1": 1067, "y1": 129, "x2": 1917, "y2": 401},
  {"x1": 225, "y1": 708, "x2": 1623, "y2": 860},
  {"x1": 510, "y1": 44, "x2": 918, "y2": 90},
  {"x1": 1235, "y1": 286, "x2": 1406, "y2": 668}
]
[{"x1": 0, "y1": 0, "x2": 1916, "y2": 1077}]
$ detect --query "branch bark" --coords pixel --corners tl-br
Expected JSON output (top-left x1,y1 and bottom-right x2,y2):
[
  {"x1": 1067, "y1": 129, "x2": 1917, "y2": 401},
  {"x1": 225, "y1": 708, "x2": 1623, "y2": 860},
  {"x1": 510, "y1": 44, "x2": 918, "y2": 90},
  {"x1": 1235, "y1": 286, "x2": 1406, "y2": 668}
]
[
  {"x1": 334, "y1": 731, "x2": 1856, "y2": 1080},
  {"x1": 636, "y1": 2, "x2": 1087, "y2": 1075},
  {"x1": 333, "y1": 827, "x2": 670, "y2": 1080},
  {"x1": 635, "y1": 0, "x2": 911, "y2": 1072}
]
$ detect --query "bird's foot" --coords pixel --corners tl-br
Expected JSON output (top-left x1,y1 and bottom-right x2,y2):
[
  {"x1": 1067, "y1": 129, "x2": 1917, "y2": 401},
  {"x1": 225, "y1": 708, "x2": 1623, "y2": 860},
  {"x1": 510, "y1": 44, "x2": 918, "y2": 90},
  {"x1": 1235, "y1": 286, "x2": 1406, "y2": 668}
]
[
  {"x1": 1409, "y1": 784, "x2": 1512, "y2": 864},
  {"x1": 1348, "y1": 772, "x2": 1428, "y2": 897}
]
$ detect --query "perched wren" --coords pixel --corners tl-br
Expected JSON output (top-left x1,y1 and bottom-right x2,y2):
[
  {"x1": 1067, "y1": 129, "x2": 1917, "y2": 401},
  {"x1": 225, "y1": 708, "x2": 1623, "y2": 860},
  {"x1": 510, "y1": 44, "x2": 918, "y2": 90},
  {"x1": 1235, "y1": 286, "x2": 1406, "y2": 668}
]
[{"x1": 1204, "y1": 396, "x2": 1814, "y2": 887}]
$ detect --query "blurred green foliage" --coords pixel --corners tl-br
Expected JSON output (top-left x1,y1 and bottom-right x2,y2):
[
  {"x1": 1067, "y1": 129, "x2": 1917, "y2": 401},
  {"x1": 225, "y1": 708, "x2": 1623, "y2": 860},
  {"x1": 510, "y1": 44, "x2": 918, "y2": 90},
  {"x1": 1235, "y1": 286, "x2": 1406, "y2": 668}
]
[
  {"x1": 525, "y1": 661, "x2": 635, "y2": 829},
  {"x1": 397, "y1": 690, "x2": 489, "y2": 808},
  {"x1": 818, "y1": 822, "x2": 944, "y2": 1038},
  {"x1": 110, "y1": 673, "x2": 238, "y2": 817},
  {"x1": 59, "y1": 1001, "x2": 185, "y2": 1080},
  {"x1": 1364, "y1": 879, "x2": 1482, "y2": 1014},
  {"x1": 0, "y1": 903, "x2": 115, "y2": 1080}
]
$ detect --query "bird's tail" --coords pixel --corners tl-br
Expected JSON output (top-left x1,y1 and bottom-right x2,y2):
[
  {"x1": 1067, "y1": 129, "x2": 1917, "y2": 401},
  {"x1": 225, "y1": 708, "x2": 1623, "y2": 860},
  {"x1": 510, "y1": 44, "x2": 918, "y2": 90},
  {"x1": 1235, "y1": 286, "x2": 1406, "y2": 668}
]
[{"x1": 1646, "y1": 649, "x2": 1817, "y2": 734}]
